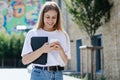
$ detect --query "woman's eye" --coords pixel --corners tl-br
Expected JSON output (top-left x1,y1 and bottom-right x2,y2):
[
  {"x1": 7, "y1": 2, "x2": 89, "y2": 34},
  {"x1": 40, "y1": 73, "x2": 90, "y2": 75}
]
[
  {"x1": 52, "y1": 17, "x2": 56, "y2": 19},
  {"x1": 46, "y1": 17, "x2": 50, "y2": 19},
  {"x1": 45, "y1": 16, "x2": 56, "y2": 19}
]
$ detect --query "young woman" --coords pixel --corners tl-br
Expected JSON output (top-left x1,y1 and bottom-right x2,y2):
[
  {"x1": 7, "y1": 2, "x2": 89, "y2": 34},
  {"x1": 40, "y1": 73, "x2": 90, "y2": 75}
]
[{"x1": 21, "y1": 1, "x2": 71, "y2": 80}]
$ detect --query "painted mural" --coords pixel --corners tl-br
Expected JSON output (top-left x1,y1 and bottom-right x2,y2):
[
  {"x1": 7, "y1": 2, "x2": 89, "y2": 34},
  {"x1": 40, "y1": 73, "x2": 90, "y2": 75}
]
[{"x1": 0, "y1": 0, "x2": 45, "y2": 34}]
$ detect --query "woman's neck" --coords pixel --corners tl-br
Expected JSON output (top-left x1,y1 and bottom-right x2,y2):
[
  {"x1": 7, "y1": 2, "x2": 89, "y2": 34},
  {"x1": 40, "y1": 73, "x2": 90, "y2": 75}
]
[{"x1": 43, "y1": 27, "x2": 55, "y2": 32}]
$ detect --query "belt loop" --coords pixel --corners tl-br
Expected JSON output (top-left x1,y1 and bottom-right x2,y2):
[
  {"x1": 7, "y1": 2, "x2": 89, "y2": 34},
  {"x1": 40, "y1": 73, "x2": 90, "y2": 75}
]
[
  {"x1": 43, "y1": 66, "x2": 45, "y2": 70},
  {"x1": 47, "y1": 66, "x2": 50, "y2": 71},
  {"x1": 56, "y1": 66, "x2": 58, "y2": 71}
]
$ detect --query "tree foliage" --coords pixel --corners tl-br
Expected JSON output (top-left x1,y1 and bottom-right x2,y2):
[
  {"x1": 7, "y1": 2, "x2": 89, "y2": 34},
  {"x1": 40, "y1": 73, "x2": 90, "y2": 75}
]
[
  {"x1": 0, "y1": 33, "x2": 25, "y2": 67},
  {"x1": 64, "y1": 0, "x2": 113, "y2": 39}
]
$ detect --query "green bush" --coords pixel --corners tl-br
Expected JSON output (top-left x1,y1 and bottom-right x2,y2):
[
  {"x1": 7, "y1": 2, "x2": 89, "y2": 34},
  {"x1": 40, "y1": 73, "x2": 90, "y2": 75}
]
[
  {"x1": 0, "y1": 33, "x2": 9, "y2": 58},
  {"x1": 7, "y1": 33, "x2": 25, "y2": 59},
  {"x1": 81, "y1": 75, "x2": 106, "y2": 80},
  {"x1": 0, "y1": 33, "x2": 25, "y2": 67}
]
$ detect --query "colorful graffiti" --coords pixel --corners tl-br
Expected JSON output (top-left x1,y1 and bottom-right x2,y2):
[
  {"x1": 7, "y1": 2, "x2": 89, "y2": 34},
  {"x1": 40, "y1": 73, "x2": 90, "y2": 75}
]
[{"x1": 0, "y1": 0, "x2": 45, "y2": 34}]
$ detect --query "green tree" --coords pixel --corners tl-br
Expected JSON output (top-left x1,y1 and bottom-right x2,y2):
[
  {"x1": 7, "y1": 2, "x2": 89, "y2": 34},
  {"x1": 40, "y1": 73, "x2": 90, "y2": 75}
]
[
  {"x1": 7, "y1": 33, "x2": 25, "y2": 67},
  {"x1": 0, "y1": 33, "x2": 9, "y2": 67},
  {"x1": 64, "y1": 0, "x2": 113, "y2": 41},
  {"x1": 64, "y1": 0, "x2": 113, "y2": 80},
  {"x1": 0, "y1": 33, "x2": 25, "y2": 68}
]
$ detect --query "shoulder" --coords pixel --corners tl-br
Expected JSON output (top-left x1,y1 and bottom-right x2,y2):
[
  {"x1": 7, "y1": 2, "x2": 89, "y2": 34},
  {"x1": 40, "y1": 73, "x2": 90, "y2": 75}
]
[
  {"x1": 26, "y1": 28, "x2": 43, "y2": 37},
  {"x1": 57, "y1": 30, "x2": 69, "y2": 37},
  {"x1": 59, "y1": 30, "x2": 70, "y2": 41},
  {"x1": 26, "y1": 29, "x2": 34, "y2": 35},
  {"x1": 27, "y1": 28, "x2": 42, "y2": 34},
  {"x1": 25, "y1": 28, "x2": 36, "y2": 37},
  {"x1": 56, "y1": 30, "x2": 65, "y2": 35},
  {"x1": 56, "y1": 30, "x2": 70, "y2": 40}
]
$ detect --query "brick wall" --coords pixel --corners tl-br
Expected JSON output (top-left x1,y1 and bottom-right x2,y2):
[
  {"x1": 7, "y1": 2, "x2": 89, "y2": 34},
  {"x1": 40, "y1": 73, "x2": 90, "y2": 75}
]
[{"x1": 53, "y1": 0, "x2": 120, "y2": 79}]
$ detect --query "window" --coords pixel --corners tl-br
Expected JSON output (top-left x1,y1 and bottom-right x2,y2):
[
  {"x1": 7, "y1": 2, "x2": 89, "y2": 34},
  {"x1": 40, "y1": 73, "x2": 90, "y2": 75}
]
[{"x1": 92, "y1": 34, "x2": 103, "y2": 72}]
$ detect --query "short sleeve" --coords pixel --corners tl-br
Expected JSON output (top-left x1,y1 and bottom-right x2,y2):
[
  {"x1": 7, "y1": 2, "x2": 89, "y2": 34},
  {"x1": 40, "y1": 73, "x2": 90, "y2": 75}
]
[
  {"x1": 21, "y1": 31, "x2": 33, "y2": 57},
  {"x1": 64, "y1": 33, "x2": 71, "y2": 59}
]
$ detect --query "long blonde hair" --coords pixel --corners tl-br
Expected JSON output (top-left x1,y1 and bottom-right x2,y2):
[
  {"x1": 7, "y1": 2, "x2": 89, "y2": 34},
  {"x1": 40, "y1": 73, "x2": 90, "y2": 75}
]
[{"x1": 36, "y1": 1, "x2": 63, "y2": 31}]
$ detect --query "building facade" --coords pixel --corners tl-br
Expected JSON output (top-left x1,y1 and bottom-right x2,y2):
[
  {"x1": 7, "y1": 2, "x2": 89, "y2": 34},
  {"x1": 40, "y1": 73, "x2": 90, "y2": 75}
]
[{"x1": 52, "y1": 0, "x2": 120, "y2": 80}]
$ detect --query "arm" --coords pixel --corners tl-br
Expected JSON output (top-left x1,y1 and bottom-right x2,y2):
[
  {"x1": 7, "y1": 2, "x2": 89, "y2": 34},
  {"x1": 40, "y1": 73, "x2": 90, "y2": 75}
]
[
  {"x1": 58, "y1": 47, "x2": 68, "y2": 65},
  {"x1": 22, "y1": 47, "x2": 44, "y2": 65},
  {"x1": 51, "y1": 33, "x2": 71, "y2": 65},
  {"x1": 59, "y1": 32, "x2": 71, "y2": 65},
  {"x1": 22, "y1": 43, "x2": 55, "y2": 65},
  {"x1": 52, "y1": 42, "x2": 68, "y2": 65}
]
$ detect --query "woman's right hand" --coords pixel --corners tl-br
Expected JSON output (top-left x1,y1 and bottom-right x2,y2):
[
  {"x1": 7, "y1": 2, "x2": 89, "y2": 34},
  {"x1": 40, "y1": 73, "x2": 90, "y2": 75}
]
[{"x1": 40, "y1": 42, "x2": 55, "y2": 53}]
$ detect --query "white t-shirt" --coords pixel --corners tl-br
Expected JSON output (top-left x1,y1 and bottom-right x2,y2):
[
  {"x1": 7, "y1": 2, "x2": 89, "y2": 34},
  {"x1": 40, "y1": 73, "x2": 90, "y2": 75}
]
[{"x1": 21, "y1": 28, "x2": 71, "y2": 67}]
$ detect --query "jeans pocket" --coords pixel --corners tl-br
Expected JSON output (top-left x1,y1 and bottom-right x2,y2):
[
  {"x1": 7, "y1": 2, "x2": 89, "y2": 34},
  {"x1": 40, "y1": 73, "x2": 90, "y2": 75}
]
[{"x1": 31, "y1": 68, "x2": 49, "y2": 80}]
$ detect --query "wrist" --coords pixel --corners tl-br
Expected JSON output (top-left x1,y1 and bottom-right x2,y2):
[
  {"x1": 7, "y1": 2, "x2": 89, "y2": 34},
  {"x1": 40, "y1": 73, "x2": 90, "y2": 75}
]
[{"x1": 39, "y1": 47, "x2": 44, "y2": 54}]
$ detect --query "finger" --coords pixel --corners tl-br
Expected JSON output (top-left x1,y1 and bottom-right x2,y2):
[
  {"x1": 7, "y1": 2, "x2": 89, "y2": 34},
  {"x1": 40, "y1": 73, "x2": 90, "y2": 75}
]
[
  {"x1": 53, "y1": 41, "x2": 60, "y2": 44},
  {"x1": 45, "y1": 42, "x2": 49, "y2": 45}
]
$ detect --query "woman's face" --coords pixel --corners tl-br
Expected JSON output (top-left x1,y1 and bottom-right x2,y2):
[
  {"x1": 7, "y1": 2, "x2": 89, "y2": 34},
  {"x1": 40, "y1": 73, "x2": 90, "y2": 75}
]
[{"x1": 43, "y1": 10, "x2": 57, "y2": 31}]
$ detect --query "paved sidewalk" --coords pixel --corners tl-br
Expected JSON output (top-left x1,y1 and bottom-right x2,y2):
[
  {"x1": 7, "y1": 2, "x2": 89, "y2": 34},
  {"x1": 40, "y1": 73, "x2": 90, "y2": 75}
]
[{"x1": 0, "y1": 69, "x2": 80, "y2": 80}]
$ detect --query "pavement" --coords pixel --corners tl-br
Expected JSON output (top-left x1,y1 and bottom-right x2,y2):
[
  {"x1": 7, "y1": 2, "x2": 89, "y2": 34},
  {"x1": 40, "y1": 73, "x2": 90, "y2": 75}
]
[{"x1": 0, "y1": 68, "x2": 81, "y2": 80}]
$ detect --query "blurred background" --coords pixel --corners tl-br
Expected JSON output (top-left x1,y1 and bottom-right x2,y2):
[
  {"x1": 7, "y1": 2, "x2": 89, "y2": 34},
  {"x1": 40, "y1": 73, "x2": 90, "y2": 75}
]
[{"x1": 0, "y1": 0, "x2": 120, "y2": 80}]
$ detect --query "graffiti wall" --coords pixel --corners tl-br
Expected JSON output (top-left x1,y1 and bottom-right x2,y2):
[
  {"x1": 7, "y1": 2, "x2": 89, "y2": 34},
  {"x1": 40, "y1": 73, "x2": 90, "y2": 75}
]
[{"x1": 0, "y1": 0, "x2": 45, "y2": 34}]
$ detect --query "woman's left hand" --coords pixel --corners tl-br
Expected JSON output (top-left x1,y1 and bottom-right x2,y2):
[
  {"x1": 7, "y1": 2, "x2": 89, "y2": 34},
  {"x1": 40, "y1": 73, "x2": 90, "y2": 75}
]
[
  {"x1": 49, "y1": 41, "x2": 63, "y2": 52},
  {"x1": 50, "y1": 41, "x2": 68, "y2": 64}
]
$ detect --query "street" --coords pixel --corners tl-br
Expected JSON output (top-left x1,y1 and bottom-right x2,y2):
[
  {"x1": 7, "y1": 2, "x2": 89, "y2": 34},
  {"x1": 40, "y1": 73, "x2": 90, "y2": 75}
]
[{"x1": 0, "y1": 69, "x2": 80, "y2": 80}]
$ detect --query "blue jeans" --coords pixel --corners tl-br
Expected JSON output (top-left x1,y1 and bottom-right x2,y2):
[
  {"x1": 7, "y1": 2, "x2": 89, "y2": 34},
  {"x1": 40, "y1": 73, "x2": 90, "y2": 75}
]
[{"x1": 30, "y1": 67, "x2": 63, "y2": 80}]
